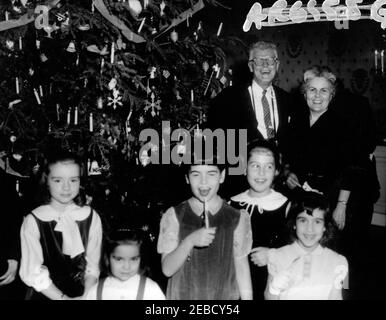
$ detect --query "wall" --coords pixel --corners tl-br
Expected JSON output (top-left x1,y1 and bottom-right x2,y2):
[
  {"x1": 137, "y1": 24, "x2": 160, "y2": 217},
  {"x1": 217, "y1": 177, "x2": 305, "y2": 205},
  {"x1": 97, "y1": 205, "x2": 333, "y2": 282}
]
[{"x1": 222, "y1": 20, "x2": 386, "y2": 140}]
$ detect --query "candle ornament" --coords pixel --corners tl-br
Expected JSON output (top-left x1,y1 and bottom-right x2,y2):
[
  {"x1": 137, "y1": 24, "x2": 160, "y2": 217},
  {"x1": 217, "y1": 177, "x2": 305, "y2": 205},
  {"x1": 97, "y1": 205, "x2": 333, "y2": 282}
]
[
  {"x1": 89, "y1": 113, "x2": 94, "y2": 132},
  {"x1": 217, "y1": 22, "x2": 223, "y2": 37},
  {"x1": 34, "y1": 88, "x2": 41, "y2": 104},
  {"x1": 16, "y1": 77, "x2": 20, "y2": 94},
  {"x1": 74, "y1": 107, "x2": 78, "y2": 125}
]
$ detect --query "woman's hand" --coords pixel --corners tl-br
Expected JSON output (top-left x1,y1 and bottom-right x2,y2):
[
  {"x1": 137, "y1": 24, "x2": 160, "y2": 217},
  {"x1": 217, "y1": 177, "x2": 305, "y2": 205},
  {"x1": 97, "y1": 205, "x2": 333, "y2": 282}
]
[
  {"x1": 286, "y1": 172, "x2": 301, "y2": 190},
  {"x1": 0, "y1": 259, "x2": 18, "y2": 286},
  {"x1": 250, "y1": 247, "x2": 269, "y2": 266},
  {"x1": 333, "y1": 203, "x2": 346, "y2": 230}
]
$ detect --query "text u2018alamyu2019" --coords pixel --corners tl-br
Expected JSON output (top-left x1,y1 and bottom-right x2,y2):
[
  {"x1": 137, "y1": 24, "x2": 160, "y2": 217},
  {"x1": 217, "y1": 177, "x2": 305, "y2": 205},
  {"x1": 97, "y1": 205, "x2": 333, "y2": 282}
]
[{"x1": 144, "y1": 304, "x2": 241, "y2": 317}]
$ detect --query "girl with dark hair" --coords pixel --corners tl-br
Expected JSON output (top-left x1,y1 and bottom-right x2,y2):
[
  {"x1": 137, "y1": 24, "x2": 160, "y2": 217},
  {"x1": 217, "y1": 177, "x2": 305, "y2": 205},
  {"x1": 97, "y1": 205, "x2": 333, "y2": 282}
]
[
  {"x1": 20, "y1": 150, "x2": 103, "y2": 300},
  {"x1": 265, "y1": 193, "x2": 348, "y2": 300},
  {"x1": 230, "y1": 139, "x2": 290, "y2": 300},
  {"x1": 86, "y1": 229, "x2": 165, "y2": 300}
]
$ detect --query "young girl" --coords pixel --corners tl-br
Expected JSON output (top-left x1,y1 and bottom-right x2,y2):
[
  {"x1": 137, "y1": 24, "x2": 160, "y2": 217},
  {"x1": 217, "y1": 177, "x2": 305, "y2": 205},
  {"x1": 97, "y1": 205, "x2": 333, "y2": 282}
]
[
  {"x1": 20, "y1": 150, "x2": 103, "y2": 300},
  {"x1": 86, "y1": 229, "x2": 165, "y2": 300},
  {"x1": 229, "y1": 140, "x2": 290, "y2": 300},
  {"x1": 157, "y1": 158, "x2": 253, "y2": 300},
  {"x1": 265, "y1": 193, "x2": 348, "y2": 300}
]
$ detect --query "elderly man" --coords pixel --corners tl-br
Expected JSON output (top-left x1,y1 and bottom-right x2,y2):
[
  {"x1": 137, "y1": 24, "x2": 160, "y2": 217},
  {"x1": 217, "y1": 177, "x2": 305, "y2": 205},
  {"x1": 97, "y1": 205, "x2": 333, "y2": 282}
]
[{"x1": 207, "y1": 41, "x2": 293, "y2": 199}]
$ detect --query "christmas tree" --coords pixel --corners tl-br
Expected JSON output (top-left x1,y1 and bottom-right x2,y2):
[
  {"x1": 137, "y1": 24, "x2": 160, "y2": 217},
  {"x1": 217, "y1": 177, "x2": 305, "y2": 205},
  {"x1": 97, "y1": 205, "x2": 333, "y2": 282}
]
[{"x1": 0, "y1": 0, "x2": 243, "y2": 231}]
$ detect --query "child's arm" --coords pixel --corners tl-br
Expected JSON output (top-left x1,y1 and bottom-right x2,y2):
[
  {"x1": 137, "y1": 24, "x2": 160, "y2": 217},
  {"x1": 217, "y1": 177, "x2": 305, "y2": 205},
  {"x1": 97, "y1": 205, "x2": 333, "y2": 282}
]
[
  {"x1": 161, "y1": 227, "x2": 216, "y2": 277},
  {"x1": 233, "y1": 209, "x2": 253, "y2": 299},
  {"x1": 328, "y1": 259, "x2": 348, "y2": 300},
  {"x1": 234, "y1": 255, "x2": 252, "y2": 300},
  {"x1": 20, "y1": 215, "x2": 56, "y2": 297},
  {"x1": 158, "y1": 207, "x2": 216, "y2": 277},
  {"x1": 264, "y1": 274, "x2": 280, "y2": 300},
  {"x1": 83, "y1": 210, "x2": 103, "y2": 296}
]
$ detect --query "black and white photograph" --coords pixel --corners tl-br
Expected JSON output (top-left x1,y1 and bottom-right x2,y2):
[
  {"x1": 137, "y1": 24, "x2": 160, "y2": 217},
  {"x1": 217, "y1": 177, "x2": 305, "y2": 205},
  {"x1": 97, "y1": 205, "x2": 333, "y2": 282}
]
[{"x1": 0, "y1": 0, "x2": 385, "y2": 312}]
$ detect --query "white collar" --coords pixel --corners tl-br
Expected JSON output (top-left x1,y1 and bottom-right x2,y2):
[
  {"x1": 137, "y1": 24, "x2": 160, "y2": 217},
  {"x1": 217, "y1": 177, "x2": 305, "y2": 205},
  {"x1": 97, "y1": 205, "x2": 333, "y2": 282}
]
[
  {"x1": 33, "y1": 204, "x2": 92, "y2": 258},
  {"x1": 231, "y1": 189, "x2": 287, "y2": 214},
  {"x1": 32, "y1": 204, "x2": 91, "y2": 221},
  {"x1": 251, "y1": 81, "x2": 273, "y2": 97},
  {"x1": 293, "y1": 241, "x2": 324, "y2": 257}
]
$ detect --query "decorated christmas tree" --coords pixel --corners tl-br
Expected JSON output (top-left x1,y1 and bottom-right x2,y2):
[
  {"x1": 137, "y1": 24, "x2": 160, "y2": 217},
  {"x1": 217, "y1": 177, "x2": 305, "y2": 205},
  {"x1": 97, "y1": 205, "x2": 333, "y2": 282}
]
[{"x1": 0, "y1": 0, "x2": 243, "y2": 231}]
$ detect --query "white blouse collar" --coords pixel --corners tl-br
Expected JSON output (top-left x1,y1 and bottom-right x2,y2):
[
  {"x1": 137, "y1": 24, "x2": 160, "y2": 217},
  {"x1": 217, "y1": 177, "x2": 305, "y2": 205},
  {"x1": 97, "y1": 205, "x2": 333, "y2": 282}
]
[
  {"x1": 32, "y1": 204, "x2": 92, "y2": 258},
  {"x1": 293, "y1": 241, "x2": 324, "y2": 257},
  {"x1": 32, "y1": 204, "x2": 91, "y2": 221},
  {"x1": 231, "y1": 189, "x2": 287, "y2": 212}
]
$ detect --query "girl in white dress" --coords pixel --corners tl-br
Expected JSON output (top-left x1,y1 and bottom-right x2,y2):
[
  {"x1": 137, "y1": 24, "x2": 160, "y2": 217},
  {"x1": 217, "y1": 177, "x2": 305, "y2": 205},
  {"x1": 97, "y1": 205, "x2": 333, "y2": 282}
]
[
  {"x1": 265, "y1": 193, "x2": 348, "y2": 300},
  {"x1": 86, "y1": 229, "x2": 165, "y2": 300}
]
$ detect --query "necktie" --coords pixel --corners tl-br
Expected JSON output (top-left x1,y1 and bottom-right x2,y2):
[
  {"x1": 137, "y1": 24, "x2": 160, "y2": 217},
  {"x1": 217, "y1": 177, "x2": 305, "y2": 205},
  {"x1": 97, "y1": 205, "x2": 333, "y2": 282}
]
[{"x1": 262, "y1": 89, "x2": 274, "y2": 139}]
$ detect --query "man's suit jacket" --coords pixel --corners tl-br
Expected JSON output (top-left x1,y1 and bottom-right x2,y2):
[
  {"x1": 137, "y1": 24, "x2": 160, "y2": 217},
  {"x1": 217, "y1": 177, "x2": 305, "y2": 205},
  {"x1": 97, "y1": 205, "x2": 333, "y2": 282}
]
[
  {"x1": 206, "y1": 83, "x2": 293, "y2": 199},
  {"x1": 207, "y1": 83, "x2": 293, "y2": 149}
]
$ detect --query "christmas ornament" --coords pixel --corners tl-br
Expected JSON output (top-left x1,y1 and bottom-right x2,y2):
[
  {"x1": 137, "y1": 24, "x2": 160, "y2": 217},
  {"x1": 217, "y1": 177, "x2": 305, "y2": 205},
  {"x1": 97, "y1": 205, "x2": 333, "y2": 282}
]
[
  {"x1": 128, "y1": 0, "x2": 143, "y2": 16},
  {"x1": 40, "y1": 53, "x2": 48, "y2": 62},
  {"x1": 97, "y1": 97, "x2": 103, "y2": 109},
  {"x1": 89, "y1": 113, "x2": 94, "y2": 132},
  {"x1": 126, "y1": 110, "x2": 133, "y2": 134},
  {"x1": 66, "y1": 41, "x2": 76, "y2": 53},
  {"x1": 6, "y1": 40, "x2": 15, "y2": 50},
  {"x1": 160, "y1": 1, "x2": 166, "y2": 15},
  {"x1": 15, "y1": 77, "x2": 20, "y2": 94},
  {"x1": 162, "y1": 69, "x2": 170, "y2": 78},
  {"x1": 43, "y1": 23, "x2": 60, "y2": 38},
  {"x1": 138, "y1": 17, "x2": 146, "y2": 33},
  {"x1": 108, "y1": 78, "x2": 118, "y2": 90},
  {"x1": 8, "y1": 100, "x2": 22, "y2": 109},
  {"x1": 107, "y1": 89, "x2": 123, "y2": 109},
  {"x1": 216, "y1": 22, "x2": 223, "y2": 37},
  {"x1": 88, "y1": 160, "x2": 102, "y2": 175},
  {"x1": 78, "y1": 23, "x2": 91, "y2": 31},
  {"x1": 144, "y1": 92, "x2": 161, "y2": 117},
  {"x1": 110, "y1": 42, "x2": 115, "y2": 64},
  {"x1": 116, "y1": 37, "x2": 126, "y2": 50},
  {"x1": 170, "y1": 30, "x2": 178, "y2": 43},
  {"x1": 202, "y1": 61, "x2": 209, "y2": 72},
  {"x1": 139, "y1": 149, "x2": 151, "y2": 167},
  {"x1": 87, "y1": 45, "x2": 109, "y2": 55}
]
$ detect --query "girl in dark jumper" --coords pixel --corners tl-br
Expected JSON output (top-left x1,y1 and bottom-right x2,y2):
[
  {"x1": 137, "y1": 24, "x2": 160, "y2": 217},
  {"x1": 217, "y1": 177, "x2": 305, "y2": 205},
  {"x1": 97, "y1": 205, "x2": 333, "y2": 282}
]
[{"x1": 20, "y1": 150, "x2": 103, "y2": 300}]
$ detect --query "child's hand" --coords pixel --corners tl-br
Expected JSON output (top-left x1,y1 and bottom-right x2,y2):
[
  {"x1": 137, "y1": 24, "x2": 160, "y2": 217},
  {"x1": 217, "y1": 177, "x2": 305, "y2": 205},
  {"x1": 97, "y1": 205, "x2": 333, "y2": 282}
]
[
  {"x1": 269, "y1": 270, "x2": 293, "y2": 295},
  {"x1": 286, "y1": 172, "x2": 300, "y2": 190},
  {"x1": 250, "y1": 247, "x2": 269, "y2": 266},
  {"x1": 0, "y1": 259, "x2": 18, "y2": 286},
  {"x1": 188, "y1": 227, "x2": 216, "y2": 248}
]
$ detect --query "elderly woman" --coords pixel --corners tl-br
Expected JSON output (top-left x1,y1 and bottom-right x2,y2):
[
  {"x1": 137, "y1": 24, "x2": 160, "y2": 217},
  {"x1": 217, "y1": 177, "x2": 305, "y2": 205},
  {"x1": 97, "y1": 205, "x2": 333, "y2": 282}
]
[
  {"x1": 281, "y1": 66, "x2": 380, "y2": 298},
  {"x1": 284, "y1": 66, "x2": 354, "y2": 232}
]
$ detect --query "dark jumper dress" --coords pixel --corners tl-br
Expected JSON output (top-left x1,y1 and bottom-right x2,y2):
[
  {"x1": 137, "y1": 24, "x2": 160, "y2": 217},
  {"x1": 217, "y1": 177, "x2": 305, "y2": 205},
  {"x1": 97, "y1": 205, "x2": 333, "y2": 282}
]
[
  {"x1": 230, "y1": 198, "x2": 289, "y2": 300},
  {"x1": 166, "y1": 200, "x2": 240, "y2": 300},
  {"x1": 25, "y1": 209, "x2": 94, "y2": 300}
]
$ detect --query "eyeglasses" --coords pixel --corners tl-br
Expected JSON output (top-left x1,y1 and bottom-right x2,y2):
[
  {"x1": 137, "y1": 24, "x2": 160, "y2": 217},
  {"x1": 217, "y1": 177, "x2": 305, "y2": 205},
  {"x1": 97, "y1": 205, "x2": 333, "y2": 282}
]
[{"x1": 249, "y1": 57, "x2": 278, "y2": 67}]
